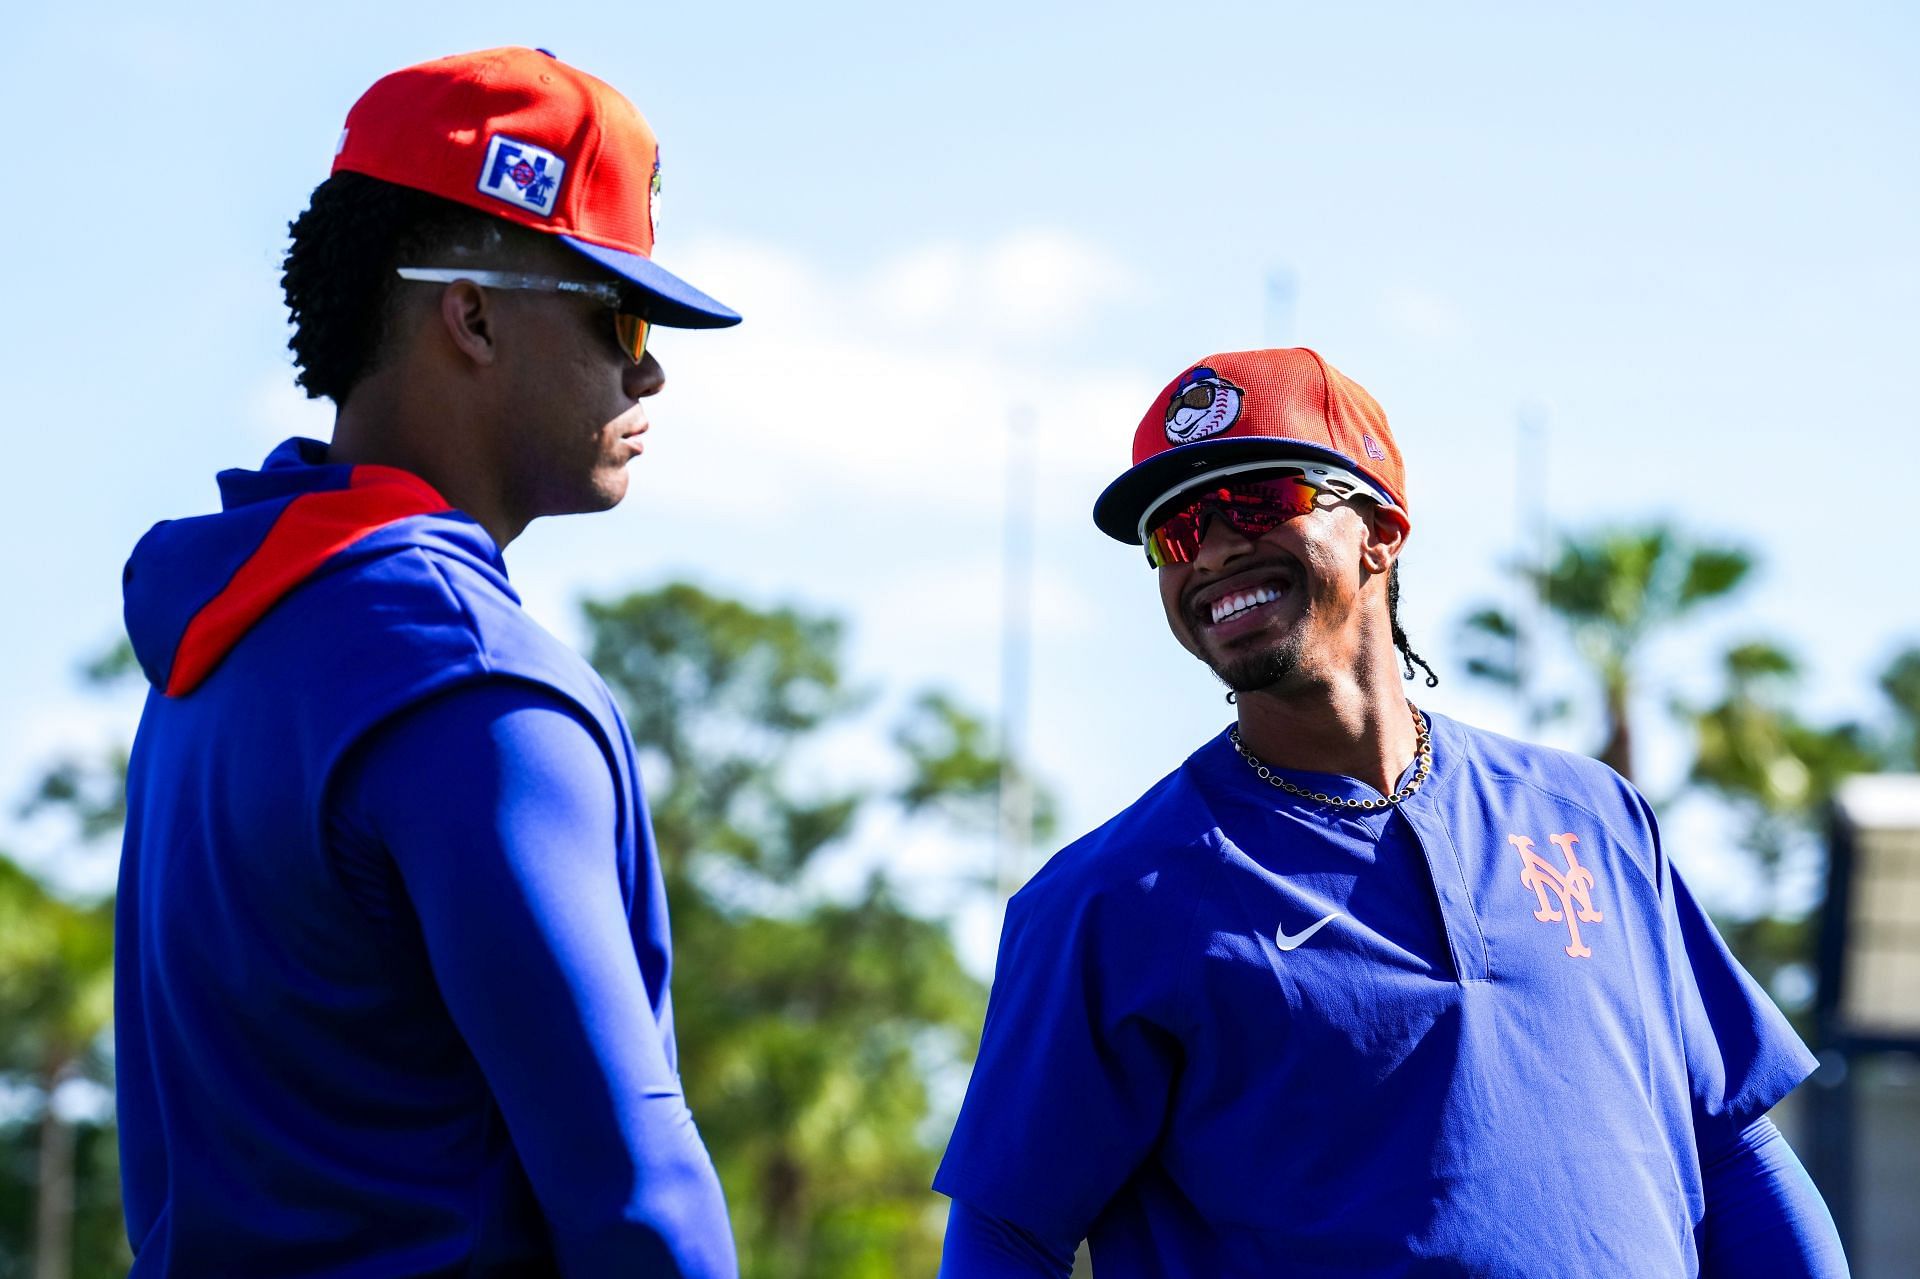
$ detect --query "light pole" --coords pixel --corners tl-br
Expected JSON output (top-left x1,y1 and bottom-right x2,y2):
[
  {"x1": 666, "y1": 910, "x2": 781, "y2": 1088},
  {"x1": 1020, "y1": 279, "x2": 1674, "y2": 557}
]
[
  {"x1": 996, "y1": 406, "x2": 1036, "y2": 900},
  {"x1": 1516, "y1": 402, "x2": 1550, "y2": 733}
]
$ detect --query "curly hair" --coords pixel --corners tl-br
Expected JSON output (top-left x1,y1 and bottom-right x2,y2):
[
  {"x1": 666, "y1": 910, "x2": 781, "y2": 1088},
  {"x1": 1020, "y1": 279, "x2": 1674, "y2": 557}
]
[{"x1": 281, "y1": 173, "x2": 522, "y2": 404}]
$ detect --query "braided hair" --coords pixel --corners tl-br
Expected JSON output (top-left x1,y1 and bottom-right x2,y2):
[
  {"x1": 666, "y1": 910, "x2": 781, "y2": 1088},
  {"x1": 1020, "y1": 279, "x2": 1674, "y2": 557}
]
[
  {"x1": 281, "y1": 172, "x2": 520, "y2": 404},
  {"x1": 1387, "y1": 562, "x2": 1438, "y2": 688}
]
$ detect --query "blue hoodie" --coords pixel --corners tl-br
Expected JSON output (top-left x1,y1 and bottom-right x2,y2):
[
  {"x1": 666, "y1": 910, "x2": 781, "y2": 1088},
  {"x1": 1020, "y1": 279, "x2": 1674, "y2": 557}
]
[{"x1": 118, "y1": 438, "x2": 736, "y2": 1276}]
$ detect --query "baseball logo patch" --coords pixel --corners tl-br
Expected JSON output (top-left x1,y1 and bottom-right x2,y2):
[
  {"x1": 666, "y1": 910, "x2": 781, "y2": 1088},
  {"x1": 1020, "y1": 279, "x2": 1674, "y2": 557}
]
[
  {"x1": 1164, "y1": 367, "x2": 1244, "y2": 444},
  {"x1": 649, "y1": 152, "x2": 663, "y2": 244},
  {"x1": 478, "y1": 134, "x2": 566, "y2": 217}
]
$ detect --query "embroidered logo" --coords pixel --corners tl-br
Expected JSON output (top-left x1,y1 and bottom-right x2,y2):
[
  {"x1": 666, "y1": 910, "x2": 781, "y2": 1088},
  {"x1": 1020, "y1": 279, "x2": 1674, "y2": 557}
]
[
  {"x1": 1362, "y1": 434, "x2": 1386, "y2": 461},
  {"x1": 1508, "y1": 833, "x2": 1603, "y2": 958},
  {"x1": 1164, "y1": 367, "x2": 1244, "y2": 444},
  {"x1": 478, "y1": 135, "x2": 565, "y2": 216},
  {"x1": 649, "y1": 151, "x2": 663, "y2": 244}
]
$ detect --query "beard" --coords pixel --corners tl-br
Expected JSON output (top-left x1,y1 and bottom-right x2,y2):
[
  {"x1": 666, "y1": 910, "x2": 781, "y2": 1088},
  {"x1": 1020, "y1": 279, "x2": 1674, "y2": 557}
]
[{"x1": 1210, "y1": 630, "x2": 1306, "y2": 694}]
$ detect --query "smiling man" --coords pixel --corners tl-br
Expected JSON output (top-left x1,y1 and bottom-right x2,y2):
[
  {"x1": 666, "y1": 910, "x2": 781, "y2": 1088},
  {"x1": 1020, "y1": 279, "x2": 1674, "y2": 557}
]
[
  {"x1": 934, "y1": 348, "x2": 1848, "y2": 1276},
  {"x1": 117, "y1": 48, "x2": 740, "y2": 1276}
]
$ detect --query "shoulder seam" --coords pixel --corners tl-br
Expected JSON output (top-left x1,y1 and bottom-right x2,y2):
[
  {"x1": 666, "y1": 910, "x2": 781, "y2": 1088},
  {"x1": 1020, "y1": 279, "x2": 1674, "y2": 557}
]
[
  {"x1": 420, "y1": 550, "x2": 494, "y2": 673},
  {"x1": 1473, "y1": 767, "x2": 1647, "y2": 859}
]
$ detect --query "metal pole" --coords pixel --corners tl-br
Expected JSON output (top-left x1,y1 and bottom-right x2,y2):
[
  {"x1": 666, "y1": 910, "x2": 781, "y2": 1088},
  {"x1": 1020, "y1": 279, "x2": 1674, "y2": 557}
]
[
  {"x1": 1516, "y1": 404, "x2": 1550, "y2": 734},
  {"x1": 996, "y1": 407, "x2": 1036, "y2": 900},
  {"x1": 1810, "y1": 809, "x2": 1859, "y2": 1251}
]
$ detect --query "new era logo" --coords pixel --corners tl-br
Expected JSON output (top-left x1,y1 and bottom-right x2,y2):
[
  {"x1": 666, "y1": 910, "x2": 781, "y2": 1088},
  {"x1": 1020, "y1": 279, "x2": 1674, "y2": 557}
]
[{"x1": 478, "y1": 135, "x2": 565, "y2": 216}]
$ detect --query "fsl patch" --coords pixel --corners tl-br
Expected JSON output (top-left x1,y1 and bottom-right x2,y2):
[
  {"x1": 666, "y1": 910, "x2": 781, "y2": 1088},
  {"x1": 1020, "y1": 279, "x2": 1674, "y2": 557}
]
[
  {"x1": 478, "y1": 134, "x2": 565, "y2": 217},
  {"x1": 1164, "y1": 367, "x2": 1244, "y2": 444}
]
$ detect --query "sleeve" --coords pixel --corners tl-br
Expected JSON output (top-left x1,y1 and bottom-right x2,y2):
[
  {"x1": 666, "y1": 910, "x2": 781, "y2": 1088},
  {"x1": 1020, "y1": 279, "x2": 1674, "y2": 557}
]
[
  {"x1": 938, "y1": 1198, "x2": 1077, "y2": 1278},
  {"x1": 335, "y1": 679, "x2": 737, "y2": 1279},
  {"x1": 1664, "y1": 854, "x2": 1819, "y2": 1141},
  {"x1": 1697, "y1": 1116, "x2": 1849, "y2": 1277},
  {"x1": 933, "y1": 860, "x2": 1187, "y2": 1247}
]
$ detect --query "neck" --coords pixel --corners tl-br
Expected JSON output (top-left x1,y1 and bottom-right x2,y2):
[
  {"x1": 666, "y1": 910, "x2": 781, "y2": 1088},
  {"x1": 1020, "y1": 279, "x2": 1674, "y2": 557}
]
[
  {"x1": 328, "y1": 377, "x2": 523, "y2": 550},
  {"x1": 1232, "y1": 652, "x2": 1420, "y2": 795}
]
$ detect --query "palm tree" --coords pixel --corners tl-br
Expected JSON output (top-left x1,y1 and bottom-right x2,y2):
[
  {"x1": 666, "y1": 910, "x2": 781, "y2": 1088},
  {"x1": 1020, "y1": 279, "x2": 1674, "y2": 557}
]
[
  {"x1": 1676, "y1": 641, "x2": 1880, "y2": 1017},
  {"x1": 1461, "y1": 524, "x2": 1754, "y2": 782},
  {"x1": 1880, "y1": 645, "x2": 1920, "y2": 770},
  {"x1": 1684, "y1": 643, "x2": 1878, "y2": 885}
]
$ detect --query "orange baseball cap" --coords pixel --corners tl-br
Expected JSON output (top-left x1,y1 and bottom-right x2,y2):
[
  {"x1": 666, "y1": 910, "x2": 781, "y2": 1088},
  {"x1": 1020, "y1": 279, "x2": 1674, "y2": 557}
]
[
  {"x1": 332, "y1": 46, "x2": 738, "y2": 329},
  {"x1": 1092, "y1": 348, "x2": 1406, "y2": 543}
]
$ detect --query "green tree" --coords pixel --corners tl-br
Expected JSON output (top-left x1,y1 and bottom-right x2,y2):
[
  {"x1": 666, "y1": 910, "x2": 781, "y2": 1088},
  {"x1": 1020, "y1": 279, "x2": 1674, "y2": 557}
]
[
  {"x1": 0, "y1": 643, "x2": 136, "y2": 1279},
  {"x1": 583, "y1": 582, "x2": 1040, "y2": 1278},
  {"x1": 1879, "y1": 645, "x2": 1920, "y2": 770},
  {"x1": 1678, "y1": 641, "x2": 1880, "y2": 1012},
  {"x1": 1460, "y1": 524, "x2": 1755, "y2": 781},
  {"x1": 0, "y1": 857, "x2": 116, "y2": 1279}
]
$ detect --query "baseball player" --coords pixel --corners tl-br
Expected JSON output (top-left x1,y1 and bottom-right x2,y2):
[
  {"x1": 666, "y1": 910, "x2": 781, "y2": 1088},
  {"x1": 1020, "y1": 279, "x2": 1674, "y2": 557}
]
[
  {"x1": 117, "y1": 49, "x2": 740, "y2": 1275},
  {"x1": 934, "y1": 349, "x2": 1848, "y2": 1276}
]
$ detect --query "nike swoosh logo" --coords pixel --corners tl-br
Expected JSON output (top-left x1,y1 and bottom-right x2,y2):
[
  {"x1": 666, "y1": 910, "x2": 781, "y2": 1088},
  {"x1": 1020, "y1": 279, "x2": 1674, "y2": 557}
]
[{"x1": 1276, "y1": 912, "x2": 1342, "y2": 951}]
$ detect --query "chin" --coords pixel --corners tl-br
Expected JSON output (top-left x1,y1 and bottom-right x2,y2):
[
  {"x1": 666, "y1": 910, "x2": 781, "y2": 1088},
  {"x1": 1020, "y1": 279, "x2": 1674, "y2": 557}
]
[
  {"x1": 590, "y1": 459, "x2": 633, "y2": 506},
  {"x1": 1197, "y1": 623, "x2": 1311, "y2": 694},
  {"x1": 1212, "y1": 649, "x2": 1299, "y2": 694}
]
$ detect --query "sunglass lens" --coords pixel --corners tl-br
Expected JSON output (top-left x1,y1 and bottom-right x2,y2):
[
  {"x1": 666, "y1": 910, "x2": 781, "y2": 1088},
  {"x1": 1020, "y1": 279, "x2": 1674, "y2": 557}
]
[
  {"x1": 1142, "y1": 475, "x2": 1320, "y2": 568},
  {"x1": 1146, "y1": 516, "x2": 1195, "y2": 568},
  {"x1": 613, "y1": 312, "x2": 650, "y2": 363}
]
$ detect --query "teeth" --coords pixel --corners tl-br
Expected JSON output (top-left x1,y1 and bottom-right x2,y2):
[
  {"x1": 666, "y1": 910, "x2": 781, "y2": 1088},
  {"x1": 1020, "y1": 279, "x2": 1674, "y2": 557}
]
[{"x1": 1210, "y1": 585, "x2": 1282, "y2": 624}]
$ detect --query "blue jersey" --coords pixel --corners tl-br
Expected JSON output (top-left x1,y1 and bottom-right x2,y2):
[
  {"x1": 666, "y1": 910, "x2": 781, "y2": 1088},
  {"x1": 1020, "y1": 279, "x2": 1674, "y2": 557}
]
[
  {"x1": 118, "y1": 438, "x2": 734, "y2": 1275},
  {"x1": 935, "y1": 713, "x2": 1816, "y2": 1277}
]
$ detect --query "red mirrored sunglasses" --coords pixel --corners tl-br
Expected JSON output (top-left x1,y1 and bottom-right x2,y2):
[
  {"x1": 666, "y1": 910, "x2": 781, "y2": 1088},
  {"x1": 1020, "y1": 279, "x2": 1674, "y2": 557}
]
[{"x1": 1141, "y1": 462, "x2": 1388, "y2": 568}]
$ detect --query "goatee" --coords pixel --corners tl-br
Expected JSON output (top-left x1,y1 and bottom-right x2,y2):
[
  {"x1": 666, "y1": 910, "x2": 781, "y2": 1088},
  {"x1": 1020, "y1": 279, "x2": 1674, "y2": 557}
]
[{"x1": 1212, "y1": 635, "x2": 1303, "y2": 695}]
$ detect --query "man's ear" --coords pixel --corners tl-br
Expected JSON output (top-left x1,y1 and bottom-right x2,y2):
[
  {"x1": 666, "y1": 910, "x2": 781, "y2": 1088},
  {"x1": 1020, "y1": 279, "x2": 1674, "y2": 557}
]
[
  {"x1": 1361, "y1": 503, "x2": 1410, "y2": 576},
  {"x1": 438, "y1": 280, "x2": 498, "y2": 367}
]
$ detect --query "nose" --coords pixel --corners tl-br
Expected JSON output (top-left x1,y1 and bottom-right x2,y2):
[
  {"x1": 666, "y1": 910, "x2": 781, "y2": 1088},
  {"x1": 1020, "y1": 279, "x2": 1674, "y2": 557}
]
[
  {"x1": 626, "y1": 350, "x2": 666, "y2": 399},
  {"x1": 1190, "y1": 512, "x2": 1255, "y2": 572}
]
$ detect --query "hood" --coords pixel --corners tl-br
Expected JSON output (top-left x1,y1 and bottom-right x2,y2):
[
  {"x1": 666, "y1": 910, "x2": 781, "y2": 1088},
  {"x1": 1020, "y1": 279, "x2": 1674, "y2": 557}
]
[{"x1": 123, "y1": 438, "x2": 461, "y2": 697}]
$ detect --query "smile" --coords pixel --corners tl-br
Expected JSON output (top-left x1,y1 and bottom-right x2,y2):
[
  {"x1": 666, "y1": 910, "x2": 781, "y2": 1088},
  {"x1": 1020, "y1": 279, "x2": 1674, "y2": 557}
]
[{"x1": 1211, "y1": 586, "x2": 1283, "y2": 625}]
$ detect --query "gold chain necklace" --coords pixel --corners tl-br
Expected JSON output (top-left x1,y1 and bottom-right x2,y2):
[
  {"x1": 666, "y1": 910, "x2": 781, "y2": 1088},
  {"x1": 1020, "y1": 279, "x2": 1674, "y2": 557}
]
[{"x1": 1229, "y1": 702, "x2": 1433, "y2": 811}]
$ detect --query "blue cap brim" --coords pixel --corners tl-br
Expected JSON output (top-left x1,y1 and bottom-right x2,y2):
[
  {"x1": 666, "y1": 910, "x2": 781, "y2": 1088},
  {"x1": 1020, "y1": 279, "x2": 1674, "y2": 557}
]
[
  {"x1": 1092, "y1": 437, "x2": 1373, "y2": 544},
  {"x1": 559, "y1": 236, "x2": 741, "y2": 329}
]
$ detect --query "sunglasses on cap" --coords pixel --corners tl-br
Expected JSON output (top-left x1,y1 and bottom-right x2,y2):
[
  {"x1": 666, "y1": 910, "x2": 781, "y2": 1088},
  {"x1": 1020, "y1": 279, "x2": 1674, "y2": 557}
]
[
  {"x1": 395, "y1": 267, "x2": 652, "y2": 364},
  {"x1": 1172, "y1": 381, "x2": 1230, "y2": 412},
  {"x1": 1139, "y1": 461, "x2": 1391, "y2": 568}
]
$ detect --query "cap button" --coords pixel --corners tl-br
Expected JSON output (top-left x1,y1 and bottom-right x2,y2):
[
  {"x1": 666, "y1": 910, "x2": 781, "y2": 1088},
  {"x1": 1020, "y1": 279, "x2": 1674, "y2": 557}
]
[{"x1": 535, "y1": 47, "x2": 557, "y2": 58}]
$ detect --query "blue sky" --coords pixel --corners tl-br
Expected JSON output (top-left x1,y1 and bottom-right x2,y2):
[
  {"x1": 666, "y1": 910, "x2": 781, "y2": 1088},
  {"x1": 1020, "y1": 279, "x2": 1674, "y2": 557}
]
[{"x1": 2, "y1": 2, "x2": 1915, "y2": 953}]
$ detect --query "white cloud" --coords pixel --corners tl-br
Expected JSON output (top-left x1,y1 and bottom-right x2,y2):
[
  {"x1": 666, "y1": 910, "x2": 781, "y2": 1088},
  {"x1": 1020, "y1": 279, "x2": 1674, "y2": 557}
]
[
  {"x1": 1381, "y1": 287, "x2": 1471, "y2": 348},
  {"x1": 659, "y1": 235, "x2": 824, "y2": 333},
  {"x1": 871, "y1": 243, "x2": 968, "y2": 326},
  {"x1": 981, "y1": 230, "x2": 1134, "y2": 336},
  {"x1": 645, "y1": 234, "x2": 1151, "y2": 514},
  {"x1": 865, "y1": 558, "x2": 1104, "y2": 652},
  {"x1": 687, "y1": 229, "x2": 1137, "y2": 339}
]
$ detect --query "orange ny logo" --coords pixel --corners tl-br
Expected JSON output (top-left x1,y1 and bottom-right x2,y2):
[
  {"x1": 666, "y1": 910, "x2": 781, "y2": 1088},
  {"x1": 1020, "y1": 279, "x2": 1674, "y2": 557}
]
[{"x1": 1508, "y1": 833, "x2": 1604, "y2": 958}]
